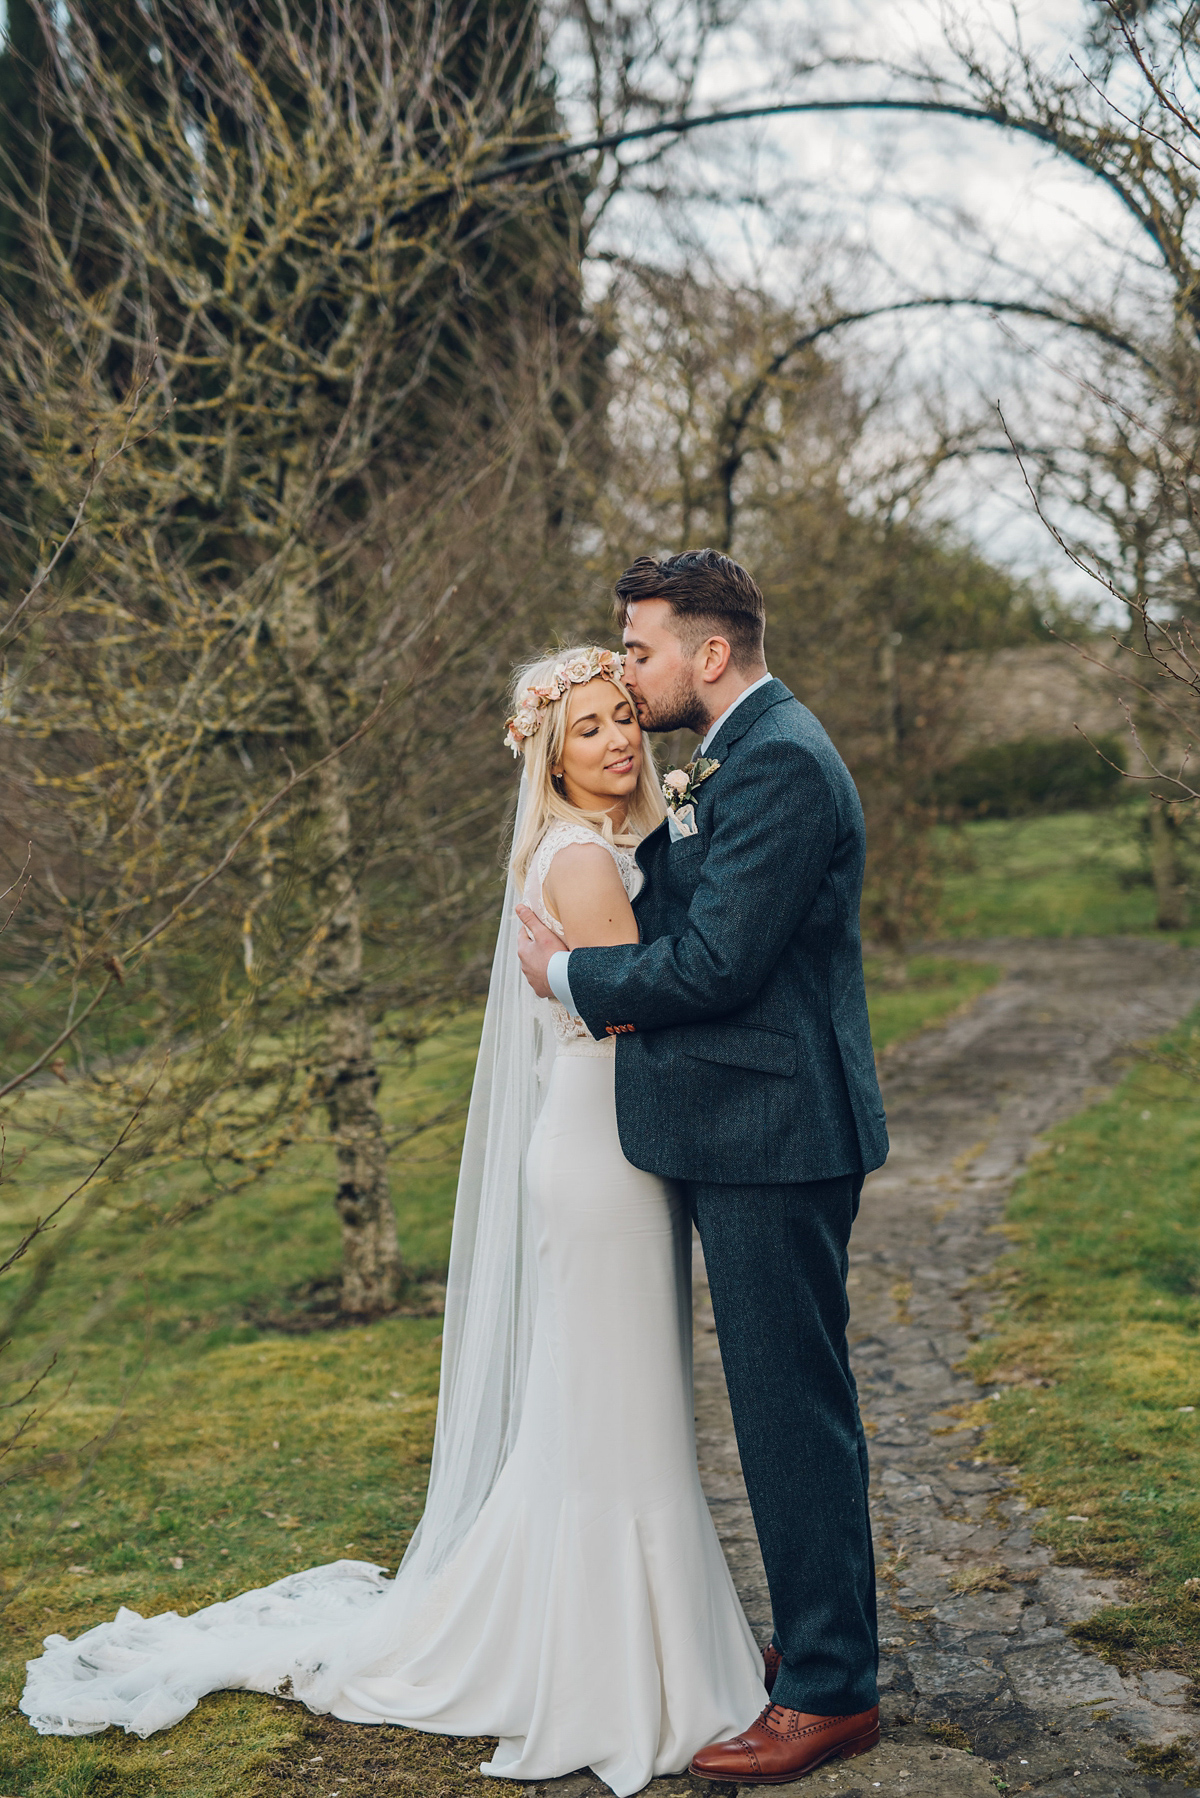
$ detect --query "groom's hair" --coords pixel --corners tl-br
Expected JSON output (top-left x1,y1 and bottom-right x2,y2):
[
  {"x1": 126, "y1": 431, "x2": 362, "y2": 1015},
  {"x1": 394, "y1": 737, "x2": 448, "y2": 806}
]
[{"x1": 614, "y1": 549, "x2": 766, "y2": 669}]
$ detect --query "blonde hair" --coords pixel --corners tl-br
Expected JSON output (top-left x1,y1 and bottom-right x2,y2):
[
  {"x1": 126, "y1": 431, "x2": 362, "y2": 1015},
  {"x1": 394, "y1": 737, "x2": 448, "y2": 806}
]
[{"x1": 509, "y1": 646, "x2": 666, "y2": 884}]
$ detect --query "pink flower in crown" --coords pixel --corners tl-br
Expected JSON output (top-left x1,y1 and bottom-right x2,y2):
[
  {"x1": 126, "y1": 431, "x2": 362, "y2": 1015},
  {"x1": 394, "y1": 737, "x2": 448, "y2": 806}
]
[{"x1": 503, "y1": 645, "x2": 629, "y2": 757}]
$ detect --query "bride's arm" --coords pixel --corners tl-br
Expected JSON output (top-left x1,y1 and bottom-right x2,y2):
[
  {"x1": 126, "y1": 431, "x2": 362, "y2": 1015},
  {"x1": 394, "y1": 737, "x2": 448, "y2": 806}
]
[{"x1": 541, "y1": 844, "x2": 638, "y2": 950}]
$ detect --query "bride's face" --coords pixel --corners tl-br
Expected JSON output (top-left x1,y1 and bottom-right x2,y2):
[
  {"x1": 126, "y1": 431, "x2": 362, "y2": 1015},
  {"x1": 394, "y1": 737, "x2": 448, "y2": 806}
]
[{"x1": 553, "y1": 678, "x2": 643, "y2": 815}]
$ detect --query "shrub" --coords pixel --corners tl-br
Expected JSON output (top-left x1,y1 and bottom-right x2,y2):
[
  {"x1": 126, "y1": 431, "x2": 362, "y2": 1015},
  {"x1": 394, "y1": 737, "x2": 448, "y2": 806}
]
[{"x1": 934, "y1": 734, "x2": 1126, "y2": 818}]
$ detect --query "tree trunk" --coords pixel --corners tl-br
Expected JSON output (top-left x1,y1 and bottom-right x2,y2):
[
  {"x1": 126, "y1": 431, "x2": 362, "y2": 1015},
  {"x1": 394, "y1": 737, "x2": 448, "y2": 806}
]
[
  {"x1": 280, "y1": 537, "x2": 402, "y2": 1317},
  {"x1": 315, "y1": 770, "x2": 402, "y2": 1316},
  {"x1": 1132, "y1": 670, "x2": 1190, "y2": 931},
  {"x1": 878, "y1": 632, "x2": 902, "y2": 755},
  {"x1": 1148, "y1": 799, "x2": 1189, "y2": 931}
]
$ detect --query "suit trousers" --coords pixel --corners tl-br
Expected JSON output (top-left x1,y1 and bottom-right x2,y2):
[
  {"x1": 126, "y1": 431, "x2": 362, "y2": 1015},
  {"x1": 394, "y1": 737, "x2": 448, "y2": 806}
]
[{"x1": 686, "y1": 1174, "x2": 879, "y2": 1717}]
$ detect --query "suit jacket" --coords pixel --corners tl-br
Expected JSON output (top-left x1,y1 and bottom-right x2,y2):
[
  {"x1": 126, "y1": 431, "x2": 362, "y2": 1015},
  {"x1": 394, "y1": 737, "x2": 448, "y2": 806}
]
[{"x1": 567, "y1": 678, "x2": 889, "y2": 1185}]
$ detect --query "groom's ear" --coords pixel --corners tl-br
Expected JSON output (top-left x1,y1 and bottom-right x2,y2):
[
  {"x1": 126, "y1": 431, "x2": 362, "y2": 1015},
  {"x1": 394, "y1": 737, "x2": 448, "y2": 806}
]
[{"x1": 697, "y1": 635, "x2": 733, "y2": 684}]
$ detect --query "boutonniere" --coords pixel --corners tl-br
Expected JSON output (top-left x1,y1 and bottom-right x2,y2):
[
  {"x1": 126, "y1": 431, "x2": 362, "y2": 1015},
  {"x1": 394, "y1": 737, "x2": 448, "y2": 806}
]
[{"x1": 662, "y1": 756, "x2": 720, "y2": 811}]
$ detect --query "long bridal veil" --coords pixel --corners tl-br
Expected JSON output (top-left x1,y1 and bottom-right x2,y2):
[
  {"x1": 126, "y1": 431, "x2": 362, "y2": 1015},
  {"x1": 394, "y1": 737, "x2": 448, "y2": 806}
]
[
  {"x1": 394, "y1": 769, "x2": 546, "y2": 1581},
  {"x1": 23, "y1": 775, "x2": 549, "y2": 1737}
]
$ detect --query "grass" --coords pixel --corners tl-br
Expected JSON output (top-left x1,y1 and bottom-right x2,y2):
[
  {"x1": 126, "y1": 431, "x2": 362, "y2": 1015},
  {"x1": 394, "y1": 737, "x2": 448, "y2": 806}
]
[
  {"x1": 0, "y1": 955, "x2": 991, "y2": 1797},
  {"x1": 0, "y1": 1018, "x2": 480, "y2": 1798},
  {"x1": 933, "y1": 802, "x2": 1200, "y2": 941},
  {"x1": 970, "y1": 1009, "x2": 1200, "y2": 1682},
  {"x1": 2, "y1": 1323, "x2": 445, "y2": 1796},
  {"x1": 864, "y1": 955, "x2": 1000, "y2": 1054}
]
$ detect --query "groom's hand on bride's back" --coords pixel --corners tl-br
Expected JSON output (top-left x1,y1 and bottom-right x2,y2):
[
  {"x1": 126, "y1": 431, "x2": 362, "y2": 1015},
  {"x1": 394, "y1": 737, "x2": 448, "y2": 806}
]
[{"x1": 515, "y1": 906, "x2": 558, "y2": 999}]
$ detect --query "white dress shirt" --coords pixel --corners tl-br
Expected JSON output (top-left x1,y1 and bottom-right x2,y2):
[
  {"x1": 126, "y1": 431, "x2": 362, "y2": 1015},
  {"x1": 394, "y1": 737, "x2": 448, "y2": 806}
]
[{"x1": 547, "y1": 674, "x2": 773, "y2": 1017}]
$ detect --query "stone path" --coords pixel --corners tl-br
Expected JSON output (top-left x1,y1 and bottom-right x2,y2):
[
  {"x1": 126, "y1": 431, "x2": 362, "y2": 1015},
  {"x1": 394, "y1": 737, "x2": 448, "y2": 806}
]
[{"x1": 523, "y1": 937, "x2": 1200, "y2": 1798}]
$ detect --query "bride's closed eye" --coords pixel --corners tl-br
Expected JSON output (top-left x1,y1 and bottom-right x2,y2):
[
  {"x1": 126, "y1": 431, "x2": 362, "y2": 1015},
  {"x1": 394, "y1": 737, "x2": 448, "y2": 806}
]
[{"x1": 581, "y1": 708, "x2": 634, "y2": 738}]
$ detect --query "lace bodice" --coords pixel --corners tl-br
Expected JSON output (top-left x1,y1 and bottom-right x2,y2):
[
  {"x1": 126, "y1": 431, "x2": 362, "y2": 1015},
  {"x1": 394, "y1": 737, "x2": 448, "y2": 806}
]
[{"x1": 522, "y1": 822, "x2": 643, "y2": 1056}]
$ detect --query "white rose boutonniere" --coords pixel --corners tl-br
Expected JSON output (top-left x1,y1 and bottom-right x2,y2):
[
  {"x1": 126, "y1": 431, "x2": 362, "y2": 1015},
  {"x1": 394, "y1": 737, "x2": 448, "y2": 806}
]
[
  {"x1": 662, "y1": 756, "x2": 719, "y2": 840},
  {"x1": 662, "y1": 756, "x2": 720, "y2": 811}
]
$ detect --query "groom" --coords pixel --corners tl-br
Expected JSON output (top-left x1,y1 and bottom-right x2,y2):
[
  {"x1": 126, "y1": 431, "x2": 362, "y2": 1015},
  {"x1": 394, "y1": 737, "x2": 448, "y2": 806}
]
[{"x1": 516, "y1": 549, "x2": 889, "y2": 1784}]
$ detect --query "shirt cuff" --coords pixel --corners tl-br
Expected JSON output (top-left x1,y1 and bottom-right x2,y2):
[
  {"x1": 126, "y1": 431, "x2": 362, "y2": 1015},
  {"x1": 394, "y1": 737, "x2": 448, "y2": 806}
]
[{"x1": 547, "y1": 949, "x2": 576, "y2": 1015}]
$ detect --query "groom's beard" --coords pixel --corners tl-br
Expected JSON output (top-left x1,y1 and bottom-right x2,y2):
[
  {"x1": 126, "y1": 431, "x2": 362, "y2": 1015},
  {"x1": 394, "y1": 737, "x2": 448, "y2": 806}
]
[{"x1": 632, "y1": 674, "x2": 710, "y2": 736}]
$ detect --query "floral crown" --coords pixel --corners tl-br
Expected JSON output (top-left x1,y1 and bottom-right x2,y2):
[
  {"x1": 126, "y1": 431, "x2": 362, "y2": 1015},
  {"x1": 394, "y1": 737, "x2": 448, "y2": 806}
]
[{"x1": 504, "y1": 647, "x2": 627, "y2": 757}]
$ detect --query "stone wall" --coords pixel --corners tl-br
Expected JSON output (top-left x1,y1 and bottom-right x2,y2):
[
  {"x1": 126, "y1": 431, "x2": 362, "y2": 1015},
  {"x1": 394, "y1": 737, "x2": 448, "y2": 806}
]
[{"x1": 951, "y1": 643, "x2": 1127, "y2": 751}]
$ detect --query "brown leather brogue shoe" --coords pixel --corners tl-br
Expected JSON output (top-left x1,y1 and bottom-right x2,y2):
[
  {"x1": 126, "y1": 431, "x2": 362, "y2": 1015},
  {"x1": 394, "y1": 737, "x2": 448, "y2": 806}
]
[
  {"x1": 762, "y1": 1643, "x2": 782, "y2": 1695},
  {"x1": 689, "y1": 1701, "x2": 880, "y2": 1785}
]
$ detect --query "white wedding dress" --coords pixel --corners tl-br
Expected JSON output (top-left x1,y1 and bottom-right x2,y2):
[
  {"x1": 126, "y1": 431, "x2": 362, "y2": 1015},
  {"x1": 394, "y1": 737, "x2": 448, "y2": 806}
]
[{"x1": 22, "y1": 820, "x2": 765, "y2": 1796}]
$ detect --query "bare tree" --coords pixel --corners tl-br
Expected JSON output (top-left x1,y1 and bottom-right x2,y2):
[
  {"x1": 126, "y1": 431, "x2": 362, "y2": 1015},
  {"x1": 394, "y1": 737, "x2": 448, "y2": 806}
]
[
  {"x1": 555, "y1": 0, "x2": 1200, "y2": 927},
  {"x1": 598, "y1": 269, "x2": 1053, "y2": 945},
  {"x1": 903, "y1": 0, "x2": 1200, "y2": 924},
  {"x1": 486, "y1": 5, "x2": 1200, "y2": 922},
  {"x1": 0, "y1": 462, "x2": 422, "y2": 1578},
  {"x1": 0, "y1": 0, "x2": 606, "y2": 1318}
]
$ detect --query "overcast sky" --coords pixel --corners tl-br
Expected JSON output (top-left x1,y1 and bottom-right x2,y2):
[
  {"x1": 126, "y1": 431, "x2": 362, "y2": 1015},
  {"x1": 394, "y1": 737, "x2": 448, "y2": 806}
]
[{"x1": 568, "y1": 0, "x2": 1161, "y2": 600}]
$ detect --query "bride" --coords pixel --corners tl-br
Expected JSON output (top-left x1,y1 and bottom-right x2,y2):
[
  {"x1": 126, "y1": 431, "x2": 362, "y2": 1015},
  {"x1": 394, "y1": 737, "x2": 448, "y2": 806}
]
[{"x1": 22, "y1": 645, "x2": 767, "y2": 1796}]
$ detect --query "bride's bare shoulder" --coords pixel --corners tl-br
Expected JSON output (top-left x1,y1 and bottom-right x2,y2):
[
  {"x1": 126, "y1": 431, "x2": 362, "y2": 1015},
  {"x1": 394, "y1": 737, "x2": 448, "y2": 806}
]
[
  {"x1": 539, "y1": 827, "x2": 621, "y2": 894},
  {"x1": 535, "y1": 821, "x2": 611, "y2": 878},
  {"x1": 545, "y1": 837, "x2": 624, "y2": 882},
  {"x1": 539, "y1": 831, "x2": 636, "y2": 949}
]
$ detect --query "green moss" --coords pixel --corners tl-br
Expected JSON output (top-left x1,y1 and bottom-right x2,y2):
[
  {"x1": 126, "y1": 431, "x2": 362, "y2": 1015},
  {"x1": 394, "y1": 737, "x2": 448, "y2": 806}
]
[
  {"x1": 927, "y1": 1722, "x2": 974, "y2": 1754},
  {"x1": 1127, "y1": 1739, "x2": 1200, "y2": 1783}
]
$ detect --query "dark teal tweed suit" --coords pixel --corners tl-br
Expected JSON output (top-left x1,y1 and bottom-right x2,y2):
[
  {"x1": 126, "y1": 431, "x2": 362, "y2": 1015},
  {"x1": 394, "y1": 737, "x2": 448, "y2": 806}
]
[
  {"x1": 567, "y1": 678, "x2": 887, "y2": 1717},
  {"x1": 569, "y1": 679, "x2": 887, "y2": 1181}
]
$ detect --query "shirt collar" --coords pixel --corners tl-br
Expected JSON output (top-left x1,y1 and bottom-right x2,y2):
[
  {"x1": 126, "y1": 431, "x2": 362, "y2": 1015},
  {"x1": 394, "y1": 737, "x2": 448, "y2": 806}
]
[{"x1": 700, "y1": 673, "x2": 773, "y2": 756}]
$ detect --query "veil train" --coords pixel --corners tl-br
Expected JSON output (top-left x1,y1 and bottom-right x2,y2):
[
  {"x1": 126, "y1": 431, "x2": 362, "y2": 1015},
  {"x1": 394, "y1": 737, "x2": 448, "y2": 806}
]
[{"x1": 22, "y1": 776, "x2": 546, "y2": 1738}]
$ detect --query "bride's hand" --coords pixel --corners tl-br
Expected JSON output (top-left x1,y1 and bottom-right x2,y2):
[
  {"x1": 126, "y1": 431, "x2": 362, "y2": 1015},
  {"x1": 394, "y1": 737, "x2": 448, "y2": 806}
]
[{"x1": 515, "y1": 905, "x2": 559, "y2": 998}]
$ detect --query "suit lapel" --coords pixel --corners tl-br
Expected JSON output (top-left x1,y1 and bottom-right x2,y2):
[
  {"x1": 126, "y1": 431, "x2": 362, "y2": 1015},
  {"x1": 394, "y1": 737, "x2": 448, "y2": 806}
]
[
  {"x1": 635, "y1": 680, "x2": 793, "y2": 891},
  {"x1": 634, "y1": 816, "x2": 668, "y2": 883}
]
